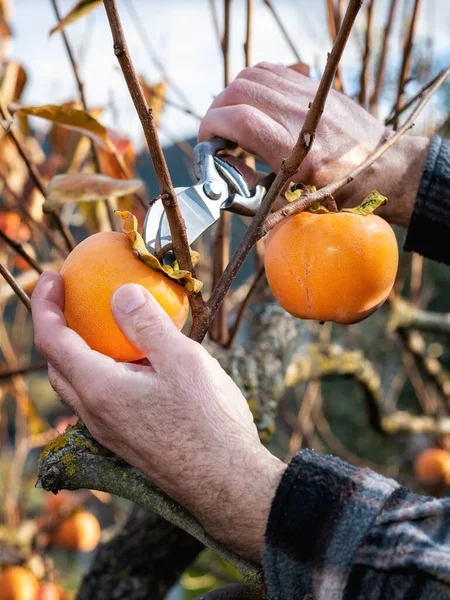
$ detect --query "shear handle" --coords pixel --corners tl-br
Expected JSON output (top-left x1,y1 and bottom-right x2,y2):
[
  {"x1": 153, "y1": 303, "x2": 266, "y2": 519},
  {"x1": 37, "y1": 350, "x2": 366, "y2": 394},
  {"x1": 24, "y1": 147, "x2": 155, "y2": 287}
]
[{"x1": 194, "y1": 137, "x2": 236, "y2": 182}]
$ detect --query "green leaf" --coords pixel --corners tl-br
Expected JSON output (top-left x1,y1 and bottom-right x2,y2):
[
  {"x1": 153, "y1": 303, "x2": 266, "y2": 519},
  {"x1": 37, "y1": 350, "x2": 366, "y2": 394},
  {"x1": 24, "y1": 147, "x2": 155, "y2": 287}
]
[
  {"x1": 49, "y1": 0, "x2": 102, "y2": 36},
  {"x1": 117, "y1": 210, "x2": 203, "y2": 293},
  {"x1": 45, "y1": 174, "x2": 144, "y2": 212},
  {"x1": 341, "y1": 190, "x2": 388, "y2": 216}
]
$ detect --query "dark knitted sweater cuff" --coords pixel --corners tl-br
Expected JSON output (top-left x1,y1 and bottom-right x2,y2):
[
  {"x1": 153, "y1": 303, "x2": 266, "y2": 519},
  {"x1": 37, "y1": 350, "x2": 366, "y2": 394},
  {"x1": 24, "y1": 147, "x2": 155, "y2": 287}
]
[
  {"x1": 262, "y1": 450, "x2": 399, "y2": 599},
  {"x1": 404, "y1": 135, "x2": 450, "y2": 264}
]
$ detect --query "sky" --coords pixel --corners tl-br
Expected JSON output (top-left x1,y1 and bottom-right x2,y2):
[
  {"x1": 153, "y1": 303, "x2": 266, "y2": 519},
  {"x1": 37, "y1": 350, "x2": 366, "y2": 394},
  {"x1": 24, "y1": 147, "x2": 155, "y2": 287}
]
[{"x1": 7, "y1": 0, "x2": 450, "y2": 149}]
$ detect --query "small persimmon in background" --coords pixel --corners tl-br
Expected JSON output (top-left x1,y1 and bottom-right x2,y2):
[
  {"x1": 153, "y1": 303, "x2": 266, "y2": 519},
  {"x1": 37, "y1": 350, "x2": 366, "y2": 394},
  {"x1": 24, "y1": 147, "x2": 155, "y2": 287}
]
[
  {"x1": 414, "y1": 448, "x2": 450, "y2": 485},
  {"x1": 48, "y1": 511, "x2": 101, "y2": 553},
  {"x1": 0, "y1": 565, "x2": 39, "y2": 600}
]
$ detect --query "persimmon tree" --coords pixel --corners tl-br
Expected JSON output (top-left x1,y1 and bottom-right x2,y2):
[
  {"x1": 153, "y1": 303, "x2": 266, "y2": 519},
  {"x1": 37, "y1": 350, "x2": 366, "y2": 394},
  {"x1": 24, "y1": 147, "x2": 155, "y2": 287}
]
[{"x1": 1, "y1": 0, "x2": 450, "y2": 598}]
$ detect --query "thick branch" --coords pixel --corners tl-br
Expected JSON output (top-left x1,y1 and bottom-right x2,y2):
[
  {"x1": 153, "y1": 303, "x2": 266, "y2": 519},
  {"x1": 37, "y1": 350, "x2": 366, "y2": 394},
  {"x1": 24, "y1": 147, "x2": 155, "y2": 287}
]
[
  {"x1": 265, "y1": 65, "x2": 450, "y2": 231},
  {"x1": 190, "y1": 0, "x2": 363, "y2": 342},
  {"x1": 77, "y1": 507, "x2": 203, "y2": 600},
  {"x1": 388, "y1": 295, "x2": 450, "y2": 336},
  {"x1": 244, "y1": 0, "x2": 253, "y2": 67},
  {"x1": 37, "y1": 424, "x2": 263, "y2": 587}
]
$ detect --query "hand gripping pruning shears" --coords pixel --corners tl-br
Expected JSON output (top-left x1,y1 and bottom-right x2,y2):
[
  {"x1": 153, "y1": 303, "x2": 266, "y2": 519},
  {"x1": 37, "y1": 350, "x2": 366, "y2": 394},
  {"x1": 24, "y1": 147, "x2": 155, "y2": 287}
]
[{"x1": 143, "y1": 137, "x2": 274, "y2": 263}]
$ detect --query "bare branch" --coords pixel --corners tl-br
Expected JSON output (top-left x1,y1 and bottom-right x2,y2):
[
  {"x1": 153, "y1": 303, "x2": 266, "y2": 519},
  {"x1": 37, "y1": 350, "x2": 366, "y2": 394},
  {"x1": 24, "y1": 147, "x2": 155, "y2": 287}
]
[
  {"x1": 101, "y1": 0, "x2": 206, "y2": 321},
  {"x1": 0, "y1": 101, "x2": 75, "y2": 252},
  {"x1": 391, "y1": 0, "x2": 423, "y2": 129},
  {"x1": 189, "y1": 0, "x2": 363, "y2": 342},
  {"x1": 0, "y1": 259, "x2": 31, "y2": 312},
  {"x1": 389, "y1": 295, "x2": 450, "y2": 336},
  {"x1": 244, "y1": 0, "x2": 253, "y2": 67},
  {"x1": 325, "y1": 0, "x2": 345, "y2": 92},
  {"x1": 263, "y1": 0, "x2": 302, "y2": 63},
  {"x1": 0, "y1": 229, "x2": 43, "y2": 274},
  {"x1": 226, "y1": 265, "x2": 265, "y2": 349},
  {"x1": 370, "y1": 0, "x2": 399, "y2": 115},
  {"x1": 0, "y1": 361, "x2": 47, "y2": 381},
  {"x1": 358, "y1": 0, "x2": 376, "y2": 107}
]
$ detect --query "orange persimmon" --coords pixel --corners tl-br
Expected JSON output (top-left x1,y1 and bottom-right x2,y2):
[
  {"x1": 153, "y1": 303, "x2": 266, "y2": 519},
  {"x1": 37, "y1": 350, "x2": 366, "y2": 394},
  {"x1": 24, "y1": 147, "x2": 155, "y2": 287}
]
[
  {"x1": 0, "y1": 566, "x2": 39, "y2": 600},
  {"x1": 60, "y1": 231, "x2": 189, "y2": 362},
  {"x1": 264, "y1": 204, "x2": 398, "y2": 324},
  {"x1": 414, "y1": 448, "x2": 450, "y2": 485}
]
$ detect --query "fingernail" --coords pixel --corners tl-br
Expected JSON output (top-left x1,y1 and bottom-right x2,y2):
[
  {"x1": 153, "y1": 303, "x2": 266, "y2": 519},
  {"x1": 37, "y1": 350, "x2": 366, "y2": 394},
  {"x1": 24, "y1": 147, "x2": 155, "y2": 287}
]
[{"x1": 113, "y1": 284, "x2": 147, "y2": 314}]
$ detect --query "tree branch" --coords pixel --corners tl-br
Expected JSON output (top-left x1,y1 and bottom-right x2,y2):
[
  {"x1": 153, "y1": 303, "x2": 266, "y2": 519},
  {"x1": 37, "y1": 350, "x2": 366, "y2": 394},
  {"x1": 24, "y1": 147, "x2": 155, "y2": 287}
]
[
  {"x1": 0, "y1": 259, "x2": 31, "y2": 312},
  {"x1": 388, "y1": 295, "x2": 450, "y2": 336},
  {"x1": 37, "y1": 424, "x2": 263, "y2": 588},
  {"x1": 244, "y1": 0, "x2": 253, "y2": 67},
  {"x1": 369, "y1": 0, "x2": 398, "y2": 115},
  {"x1": 50, "y1": 0, "x2": 118, "y2": 232},
  {"x1": 102, "y1": 0, "x2": 206, "y2": 320},
  {"x1": 358, "y1": 0, "x2": 376, "y2": 107},
  {"x1": 265, "y1": 65, "x2": 450, "y2": 231},
  {"x1": 263, "y1": 0, "x2": 302, "y2": 63},
  {"x1": 190, "y1": 0, "x2": 364, "y2": 343},
  {"x1": 391, "y1": 0, "x2": 422, "y2": 129},
  {"x1": 0, "y1": 229, "x2": 43, "y2": 273},
  {"x1": 0, "y1": 101, "x2": 75, "y2": 252}
]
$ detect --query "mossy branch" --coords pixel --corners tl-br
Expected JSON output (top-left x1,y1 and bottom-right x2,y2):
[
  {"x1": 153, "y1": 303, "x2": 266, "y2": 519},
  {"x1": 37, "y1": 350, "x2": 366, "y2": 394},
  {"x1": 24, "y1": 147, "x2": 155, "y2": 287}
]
[{"x1": 37, "y1": 424, "x2": 264, "y2": 589}]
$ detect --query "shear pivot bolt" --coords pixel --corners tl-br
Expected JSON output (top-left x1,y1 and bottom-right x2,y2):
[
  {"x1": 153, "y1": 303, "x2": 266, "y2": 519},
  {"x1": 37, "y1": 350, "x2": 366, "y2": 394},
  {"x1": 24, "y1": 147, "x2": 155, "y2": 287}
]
[{"x1": 203, "y1": 181, "x2": 222, "y2": 200}]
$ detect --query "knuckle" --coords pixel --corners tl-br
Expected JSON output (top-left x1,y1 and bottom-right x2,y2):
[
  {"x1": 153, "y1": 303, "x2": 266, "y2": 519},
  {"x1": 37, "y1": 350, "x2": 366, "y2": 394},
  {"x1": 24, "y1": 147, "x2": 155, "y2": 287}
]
[{"x1": 254, "y1": 60, "x2": 275, "y2": 72}]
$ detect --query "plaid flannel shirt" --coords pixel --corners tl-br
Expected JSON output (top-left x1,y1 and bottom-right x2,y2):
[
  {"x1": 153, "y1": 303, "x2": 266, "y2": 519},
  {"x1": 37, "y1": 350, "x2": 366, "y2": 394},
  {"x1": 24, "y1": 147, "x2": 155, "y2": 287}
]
[{"x1": 263, "y1": 137, "x2": 450, "y2": 599}]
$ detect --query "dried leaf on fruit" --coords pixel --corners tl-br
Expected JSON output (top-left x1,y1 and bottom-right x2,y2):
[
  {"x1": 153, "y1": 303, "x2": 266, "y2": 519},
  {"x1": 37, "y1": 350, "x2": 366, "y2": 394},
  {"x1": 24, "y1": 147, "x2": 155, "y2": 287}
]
[
  {"x1": 117, "y1": 210, "x2": 202, "y2": 293},
  {"x1": 341, "y1": 190, "x2": 387, "y2": 216}
]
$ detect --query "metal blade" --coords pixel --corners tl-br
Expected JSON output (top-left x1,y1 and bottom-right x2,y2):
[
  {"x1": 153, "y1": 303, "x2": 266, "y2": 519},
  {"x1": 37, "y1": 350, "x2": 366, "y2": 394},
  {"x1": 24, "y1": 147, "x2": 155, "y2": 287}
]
[{"x1": 143, "y1": 183, "x2": 226, "y2": 255}]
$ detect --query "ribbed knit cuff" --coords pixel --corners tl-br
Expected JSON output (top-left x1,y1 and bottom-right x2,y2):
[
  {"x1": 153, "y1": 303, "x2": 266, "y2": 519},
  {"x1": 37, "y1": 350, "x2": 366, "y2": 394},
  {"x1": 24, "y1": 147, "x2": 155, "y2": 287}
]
[{"x1": 404, "y1": 135, "x2": 450, "y2": 264}]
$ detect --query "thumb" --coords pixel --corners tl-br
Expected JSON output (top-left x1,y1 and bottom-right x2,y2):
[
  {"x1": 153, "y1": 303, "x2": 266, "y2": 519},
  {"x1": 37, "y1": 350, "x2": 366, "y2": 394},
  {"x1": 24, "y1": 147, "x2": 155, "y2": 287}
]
[{"x1": 111, "y1": 283, "x2": 183, "y2": 366}]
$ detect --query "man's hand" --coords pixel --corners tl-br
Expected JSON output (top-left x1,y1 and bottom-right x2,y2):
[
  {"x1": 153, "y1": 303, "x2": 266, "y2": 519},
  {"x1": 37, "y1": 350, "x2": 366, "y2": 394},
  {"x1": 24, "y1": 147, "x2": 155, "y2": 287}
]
[
  {"x1": 32, "y1": 271, "x2": 285, "y2": 562},
  {"x1": 199, "y1": 62, "x2": 430, "y2": 228}
]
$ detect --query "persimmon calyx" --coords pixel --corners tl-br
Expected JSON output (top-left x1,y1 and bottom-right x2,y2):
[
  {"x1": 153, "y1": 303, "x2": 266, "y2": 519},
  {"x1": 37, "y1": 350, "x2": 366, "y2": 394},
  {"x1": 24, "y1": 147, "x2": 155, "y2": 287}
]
[
  {"x1": 116, "y1": 210, "x2": 203, "y2": 293},
  {"x1": 285, "y1": 182, "x2": 317, "y2": 203},
  {"x1": 341, "y1": 191, "x2": 388, "y2": 216}
]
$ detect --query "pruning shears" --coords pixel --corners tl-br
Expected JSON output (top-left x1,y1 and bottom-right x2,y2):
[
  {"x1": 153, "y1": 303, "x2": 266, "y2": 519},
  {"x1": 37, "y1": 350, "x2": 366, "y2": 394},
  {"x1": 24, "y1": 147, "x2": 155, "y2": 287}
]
[{"x1": 143, "y1": 137, "x2": 275, "y2": 262}]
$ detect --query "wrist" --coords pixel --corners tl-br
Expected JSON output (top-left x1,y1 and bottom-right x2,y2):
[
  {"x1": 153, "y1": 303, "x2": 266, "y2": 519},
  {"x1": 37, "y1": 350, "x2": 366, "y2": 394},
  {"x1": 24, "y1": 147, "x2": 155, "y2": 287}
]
[
  {"x1": 190, "y1": 445, "x2": 286, "y2": 563},
  {"x1": 337, "y1": 134, "x2": 430, "y2": 228}
]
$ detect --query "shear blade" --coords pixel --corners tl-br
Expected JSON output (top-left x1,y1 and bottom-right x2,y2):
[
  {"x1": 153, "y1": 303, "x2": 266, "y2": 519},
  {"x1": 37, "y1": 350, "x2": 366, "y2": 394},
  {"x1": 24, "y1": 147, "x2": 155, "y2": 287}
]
[{"x1": 143, "y1": 185, "x2": 224, "y2": 255}]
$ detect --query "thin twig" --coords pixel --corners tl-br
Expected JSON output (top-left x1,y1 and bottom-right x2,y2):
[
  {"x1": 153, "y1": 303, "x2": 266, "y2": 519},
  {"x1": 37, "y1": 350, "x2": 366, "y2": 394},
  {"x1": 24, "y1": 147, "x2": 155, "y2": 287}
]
[
  {"x1": 189, "y1": 0, "x2": 363, "y2": 342},
  {"x1": 358, "y1": 0, "x2": 376, "y2": 107},
  {"x1": 265, "y1": 65, "x2": 450, "y2": 232},
  {"x1": 102, "y1": 0, "x2": 206, "y2": 322},
  {"x1": 0, "y1": 101, "x2": 75, "y2": 251},
  {"x1": 0, "y1": 230, "x2": 43, "y2": 274},
  {"x1": 50, "y1": 0, "x2": 118, "y2": 232},
  {"x1": 391, "y1": 0, "x2": 423, "y2": 129},
  {"x1": 244, "y1": 0, "x2": 253, "y2": 67},
  {"x1": 325, "y1": 0, "x2": 344, "y2": 92},
  {"x1": 385, "y1": 67, "x2": 446, "y2": 126},
  {"x1": 226, "y1": 265, "x2": 265, "y2": 349},
  {"x1": 0, "y1": 361, "x2": 47, "y2": 381},
  {"x1": 0, "y1": 260, "x2": 31, "y2": 312},
  {"x1": 263, "y1": 0, "x2": 302, "y2": 63},
  {"x1": 370, "y1": 0, "x2": 399, "y2": 115},
  {"x1": 124, "y1": 0, "x2": 195, "y2": 113},
  {"x1": 210, "y1": 0, "x2": 232, "y2": 345}
]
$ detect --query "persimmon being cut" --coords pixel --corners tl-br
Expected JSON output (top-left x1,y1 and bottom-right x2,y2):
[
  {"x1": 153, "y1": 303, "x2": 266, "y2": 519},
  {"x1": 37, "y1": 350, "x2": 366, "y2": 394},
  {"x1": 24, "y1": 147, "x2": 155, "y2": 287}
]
[
  {"x1": 60, "y1": 231, "x2": 189, "y2": 362},
  {"x1": 0, "y1": 566, "x2": 39, "y2": 600},
  {"x1": 264, "y1": 193, "x2": 398, "y2": 324}
]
